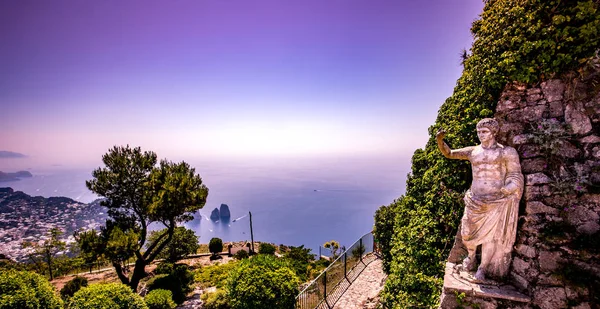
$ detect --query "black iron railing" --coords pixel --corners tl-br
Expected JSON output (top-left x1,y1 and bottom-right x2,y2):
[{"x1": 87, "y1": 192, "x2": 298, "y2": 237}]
[{"x1": 295, "y1": 232, "x2": 376, "y2": 309}]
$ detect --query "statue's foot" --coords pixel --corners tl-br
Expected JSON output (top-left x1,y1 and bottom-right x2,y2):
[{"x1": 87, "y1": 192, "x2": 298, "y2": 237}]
[
  {"x1": 462, "y1": 257, "x2": 476, "y2": 271},
  {"x1": 474, "y1": 268, "x2": 486, "y2": 281}
]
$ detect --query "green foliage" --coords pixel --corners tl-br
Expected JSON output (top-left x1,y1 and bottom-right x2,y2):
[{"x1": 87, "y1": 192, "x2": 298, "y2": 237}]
[
  {"x1": 373, "y1": 203, "x2": 397, "y2": 273},
  {"x1": 74, "y1": 229, "x2": 104, "y2": 273},
  {"x1": 233, "y1": 249, "x2": 249, "y2": 260},
  {"x1": 209, "y1": 238, "x2": 224, "y2": 256},
  {"x1": 148, "y1": 227, "x2": 200, "y2": 263},
  {"x1": 194, "y1": 261, "x2": 238, "y2": 288},
  {"x1": 0, "y1": 270, "x2": 63, "y2": 309},
  {"x1": 282, "y1": 245, "x2": 316, "y2": 281},
  {"x1": 226, "y1": 255, "x2": 299, "y2": 309},
  {"x1": 144, "y1": 289, "x2": 176, "y2": 309},
  {"x1": 146, "y1": 264, "x2": 193, "y2": 304},
  {"x1": 258, "y1": 243, "x2": 276, "y2": 255},
  {"x1": 375, "y1": 1, "x2": 600, "y2": 308},
  {"x1": 85, "y1": 145, "x2": 209, "y2": 289},
  {"x1": 154, "y1": 262, "x2": 174, "y2": 275},
  {"x1": 60, "y1": 276, "x2": 89, "y2": 300},
  {"x1": 201, "y1": 289, "x2": 231, "y2": 309},
  {"x1": 68, "y1": 283, "x2": 147, "y2": 309}
]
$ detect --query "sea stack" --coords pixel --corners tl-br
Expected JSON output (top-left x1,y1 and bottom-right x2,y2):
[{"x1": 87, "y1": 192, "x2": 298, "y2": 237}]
[
  {"x1": 210, "y1": 208, "x2": 220, "y2": 221},
  {"x1": 220, "y1": 204, "x2": 231, "y2": 219}
]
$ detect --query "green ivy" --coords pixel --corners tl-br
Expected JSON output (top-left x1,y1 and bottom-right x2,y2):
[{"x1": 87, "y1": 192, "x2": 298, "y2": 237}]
[{"x1": 376, "y1": 0, "x2": 600, "y2": 308}]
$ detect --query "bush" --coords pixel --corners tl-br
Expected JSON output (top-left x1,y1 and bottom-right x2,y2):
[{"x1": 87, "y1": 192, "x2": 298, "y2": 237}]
[
  {"x1": 154, "y1": 262, "x2": 174, "y2": 275},
  {"x1": 233, "y1": 249, "x2": 249, "y2": 260},
  {"x1": 0, "y1": 270, "x2": 63, "y2": 309},
  {"x1": 194, "y1": 261, "x2": 238, "y2": 289},
  {"x1": 209, "y1": 238, "x2": 223, "y2": 256},
  {"x1": 60, "y1": 276, "x2": 89, "y2": 300},
  {"x1": 226, "y1": 255, "x2": 299, "y2": 309},
  {"x1": 258, "y1": 243, "x2": 276, "y2": 255},
  {"x1": 146, "y1": 264, "x2": 193, "y2": 305},
  {"x1": 201, "y1": 289, "x2": 230, "y2": 309},
  {"x1": 146, "y1": 275, "x2": 184, "y2": 304},
  {"x1": 68, "y1": 283, "x2": 147, "y2": 309},
  {"x1": 144, "y1": 289, "x2": 176, "y2": 309}
]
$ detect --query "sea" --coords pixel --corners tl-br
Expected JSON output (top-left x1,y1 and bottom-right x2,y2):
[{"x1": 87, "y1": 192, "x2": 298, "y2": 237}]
[{"x1": 0, "y1": 155, "x2": 408, "y2": 255}]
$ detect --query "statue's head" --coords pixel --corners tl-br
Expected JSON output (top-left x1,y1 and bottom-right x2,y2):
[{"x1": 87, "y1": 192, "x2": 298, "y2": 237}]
[
  {"x1": 476, "y1": 118, "x2": 499, "y2": 135},
  {"x1": 476, "y1": 118, "x2": 498, "y2": 143}
]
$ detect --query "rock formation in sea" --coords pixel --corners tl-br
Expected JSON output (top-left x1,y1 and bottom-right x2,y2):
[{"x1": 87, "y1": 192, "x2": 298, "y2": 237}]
[
  {"x1": 210, "y1": 207, "x2": 220, "y2": 221},
  {"x1": 220, "y1": 203, "x2": 230, "y2": 219}
]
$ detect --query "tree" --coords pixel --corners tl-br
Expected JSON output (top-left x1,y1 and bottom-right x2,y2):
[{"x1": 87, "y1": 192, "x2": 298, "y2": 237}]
[
  {"x1": 67, "y1": 283, "x2": 147, "y2": 309},
  {"x1": 148, "y1": 227, "x2": 199, "y2": 263},
  {"x1": 74, "y1": 229, "x2": 104, "y2": 273},
  {"x1": 226, "y1": 255, "x2": 299, "y2": 309},
  {"x1": 21, "y1": 228, "x2": 66, "y2": 280},
  {"x1": 209, "y1": 237, "x2": 223, "y2": 258},
  {"x1": 323, "y1": 240, "x2": 340, "y2": 260},
  {"x1": 0, "y1": 270, "x2": 63, "y2": 309},
  {"x1": 84, "y1": 146, "x2": 208, "y2": 290}
]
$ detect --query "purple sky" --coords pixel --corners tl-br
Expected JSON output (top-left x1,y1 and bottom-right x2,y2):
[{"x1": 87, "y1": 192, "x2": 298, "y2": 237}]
[{"x1": 0, "y1": 0, "x2": 484, "y2": 168}]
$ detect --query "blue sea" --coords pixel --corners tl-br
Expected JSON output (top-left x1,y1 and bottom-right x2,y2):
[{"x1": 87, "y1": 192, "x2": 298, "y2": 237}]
[{"x1": 0, "y1": 156, "x2": 407, "y2": 254}]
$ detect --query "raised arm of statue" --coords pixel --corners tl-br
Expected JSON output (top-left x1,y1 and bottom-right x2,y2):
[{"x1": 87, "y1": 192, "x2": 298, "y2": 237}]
[
  {"x1": 501, "y1": 147, "x2": 524, "y2": 197},
  {"x1": 436, "y1": 129, "x2": 474, "y2": 160}
]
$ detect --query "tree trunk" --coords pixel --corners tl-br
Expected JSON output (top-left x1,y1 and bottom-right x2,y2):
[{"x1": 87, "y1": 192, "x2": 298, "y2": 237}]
[
  {"x1": 46, "y1": 252, "x2": 54, "y2": 281},
  {"x1": 113, "y1": 262, "x2": 130, "y2": 286},
  {"x1": 129, "y1": 258, "x2": 147, "y2": 291}
]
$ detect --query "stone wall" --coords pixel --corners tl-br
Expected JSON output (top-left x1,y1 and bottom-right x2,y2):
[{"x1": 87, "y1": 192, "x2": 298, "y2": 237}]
[{"x1": 440, "y1": 60, "x2": 600, "y2": 309}]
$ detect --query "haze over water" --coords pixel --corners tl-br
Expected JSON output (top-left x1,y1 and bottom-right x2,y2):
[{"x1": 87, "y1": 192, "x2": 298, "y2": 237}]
[{"x1": 0, "y1": 155, "x2": 408, "y2": 253}]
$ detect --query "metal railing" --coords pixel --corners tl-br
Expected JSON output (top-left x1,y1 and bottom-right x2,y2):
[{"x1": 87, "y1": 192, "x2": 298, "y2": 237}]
[{"x1": 296, "y1": 232, "x2": 376, "y2": 309}]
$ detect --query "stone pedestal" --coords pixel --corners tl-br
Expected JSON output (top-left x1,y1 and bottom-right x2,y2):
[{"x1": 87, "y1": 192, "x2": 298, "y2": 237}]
[{"x1": 440, "y1": 263, "x2": 530, "y2": 309}]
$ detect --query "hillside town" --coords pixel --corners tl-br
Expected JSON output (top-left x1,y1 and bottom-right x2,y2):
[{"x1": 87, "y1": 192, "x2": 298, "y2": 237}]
[{"x1": 0, "y1": 187, "x2": 107, "y2": 261}]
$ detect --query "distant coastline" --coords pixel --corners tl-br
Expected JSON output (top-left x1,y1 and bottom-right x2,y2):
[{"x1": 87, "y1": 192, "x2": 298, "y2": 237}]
[{"x1": 0, "y1": 171, "x2": 33, "y2": 182}]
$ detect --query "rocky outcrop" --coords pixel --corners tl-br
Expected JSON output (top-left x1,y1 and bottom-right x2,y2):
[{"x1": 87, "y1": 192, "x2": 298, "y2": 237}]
[
  {"x1": 220, "y1": 204, "x2": 230, "y2": 219},
  {"x1": 441, "y1": 62, "x2": 600, "y2": 308},
  {"x1": 210, "y1": 208, "x2": 220, "y2": 221}
]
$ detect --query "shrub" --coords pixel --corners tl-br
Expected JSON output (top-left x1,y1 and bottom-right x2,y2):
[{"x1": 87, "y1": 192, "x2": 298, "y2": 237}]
[
  {"x1": 209, "y1": 238, "x2": 223, "y2": 256},
  {"x1": 0, "y1": 270, "x2": 63, "y2": 309},
  {"x1": 258, "y1": 243, "x2": 276, "y2": 255},
  {"x1": 146, "y1": 264, "x2": 193, "y2": 305},
  {"x1": 68, "y1": 283, "x2": 147, "y2": 309},
  {"x1": 226, "y1": 255, "x2": 299, "y2": 309},
  {"x1": 154, "y1": 262, "x2": 174, "y2": 275},
  {"x1": 60, "y1": 276, "x2": 89, "y2": 300},
  {"x1": 144, "y1": 289, "x2": 176, "y2": 309},
  {"x1": 233, "y1": 249, "x2": 248, "y2": 260},
  {"x1": 201, "y1": 289, "x2": 230, "y2": 309},
  {"x1": 194, "y1": 261, "x2": 238, "y2": 288},
  {"x1": 373, "y1": 203, "x2": 397, "y2": 273}
]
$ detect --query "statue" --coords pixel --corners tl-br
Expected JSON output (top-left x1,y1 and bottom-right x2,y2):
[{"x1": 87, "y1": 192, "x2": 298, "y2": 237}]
[{"x1": 436, "y1": 118, "x2": 523, "y2": 281}]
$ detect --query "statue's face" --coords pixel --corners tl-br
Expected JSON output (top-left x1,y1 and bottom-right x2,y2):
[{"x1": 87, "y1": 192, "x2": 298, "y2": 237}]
[{"x1": 477, "y1": 127, "x2": 494, "y2": 143}]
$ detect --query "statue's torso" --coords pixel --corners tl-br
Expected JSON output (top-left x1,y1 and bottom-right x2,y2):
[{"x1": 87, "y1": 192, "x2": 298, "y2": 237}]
[{"x1": 469, "y1": 145, "x2": 506, "y2": 199}]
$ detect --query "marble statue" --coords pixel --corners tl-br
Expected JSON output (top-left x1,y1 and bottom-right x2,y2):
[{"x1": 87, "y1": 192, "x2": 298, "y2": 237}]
[{"x1": 436, "y1": 118, "x2": 523, "y2": 281}]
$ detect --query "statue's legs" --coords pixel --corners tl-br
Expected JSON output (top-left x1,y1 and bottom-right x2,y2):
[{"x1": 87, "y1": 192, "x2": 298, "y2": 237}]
[
  {"x1": 462, "y1": 244, "x2": 477, "y2": 271},
  {"x1": 475, "y1": 242, "x2": 496, "y2": 280}
]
